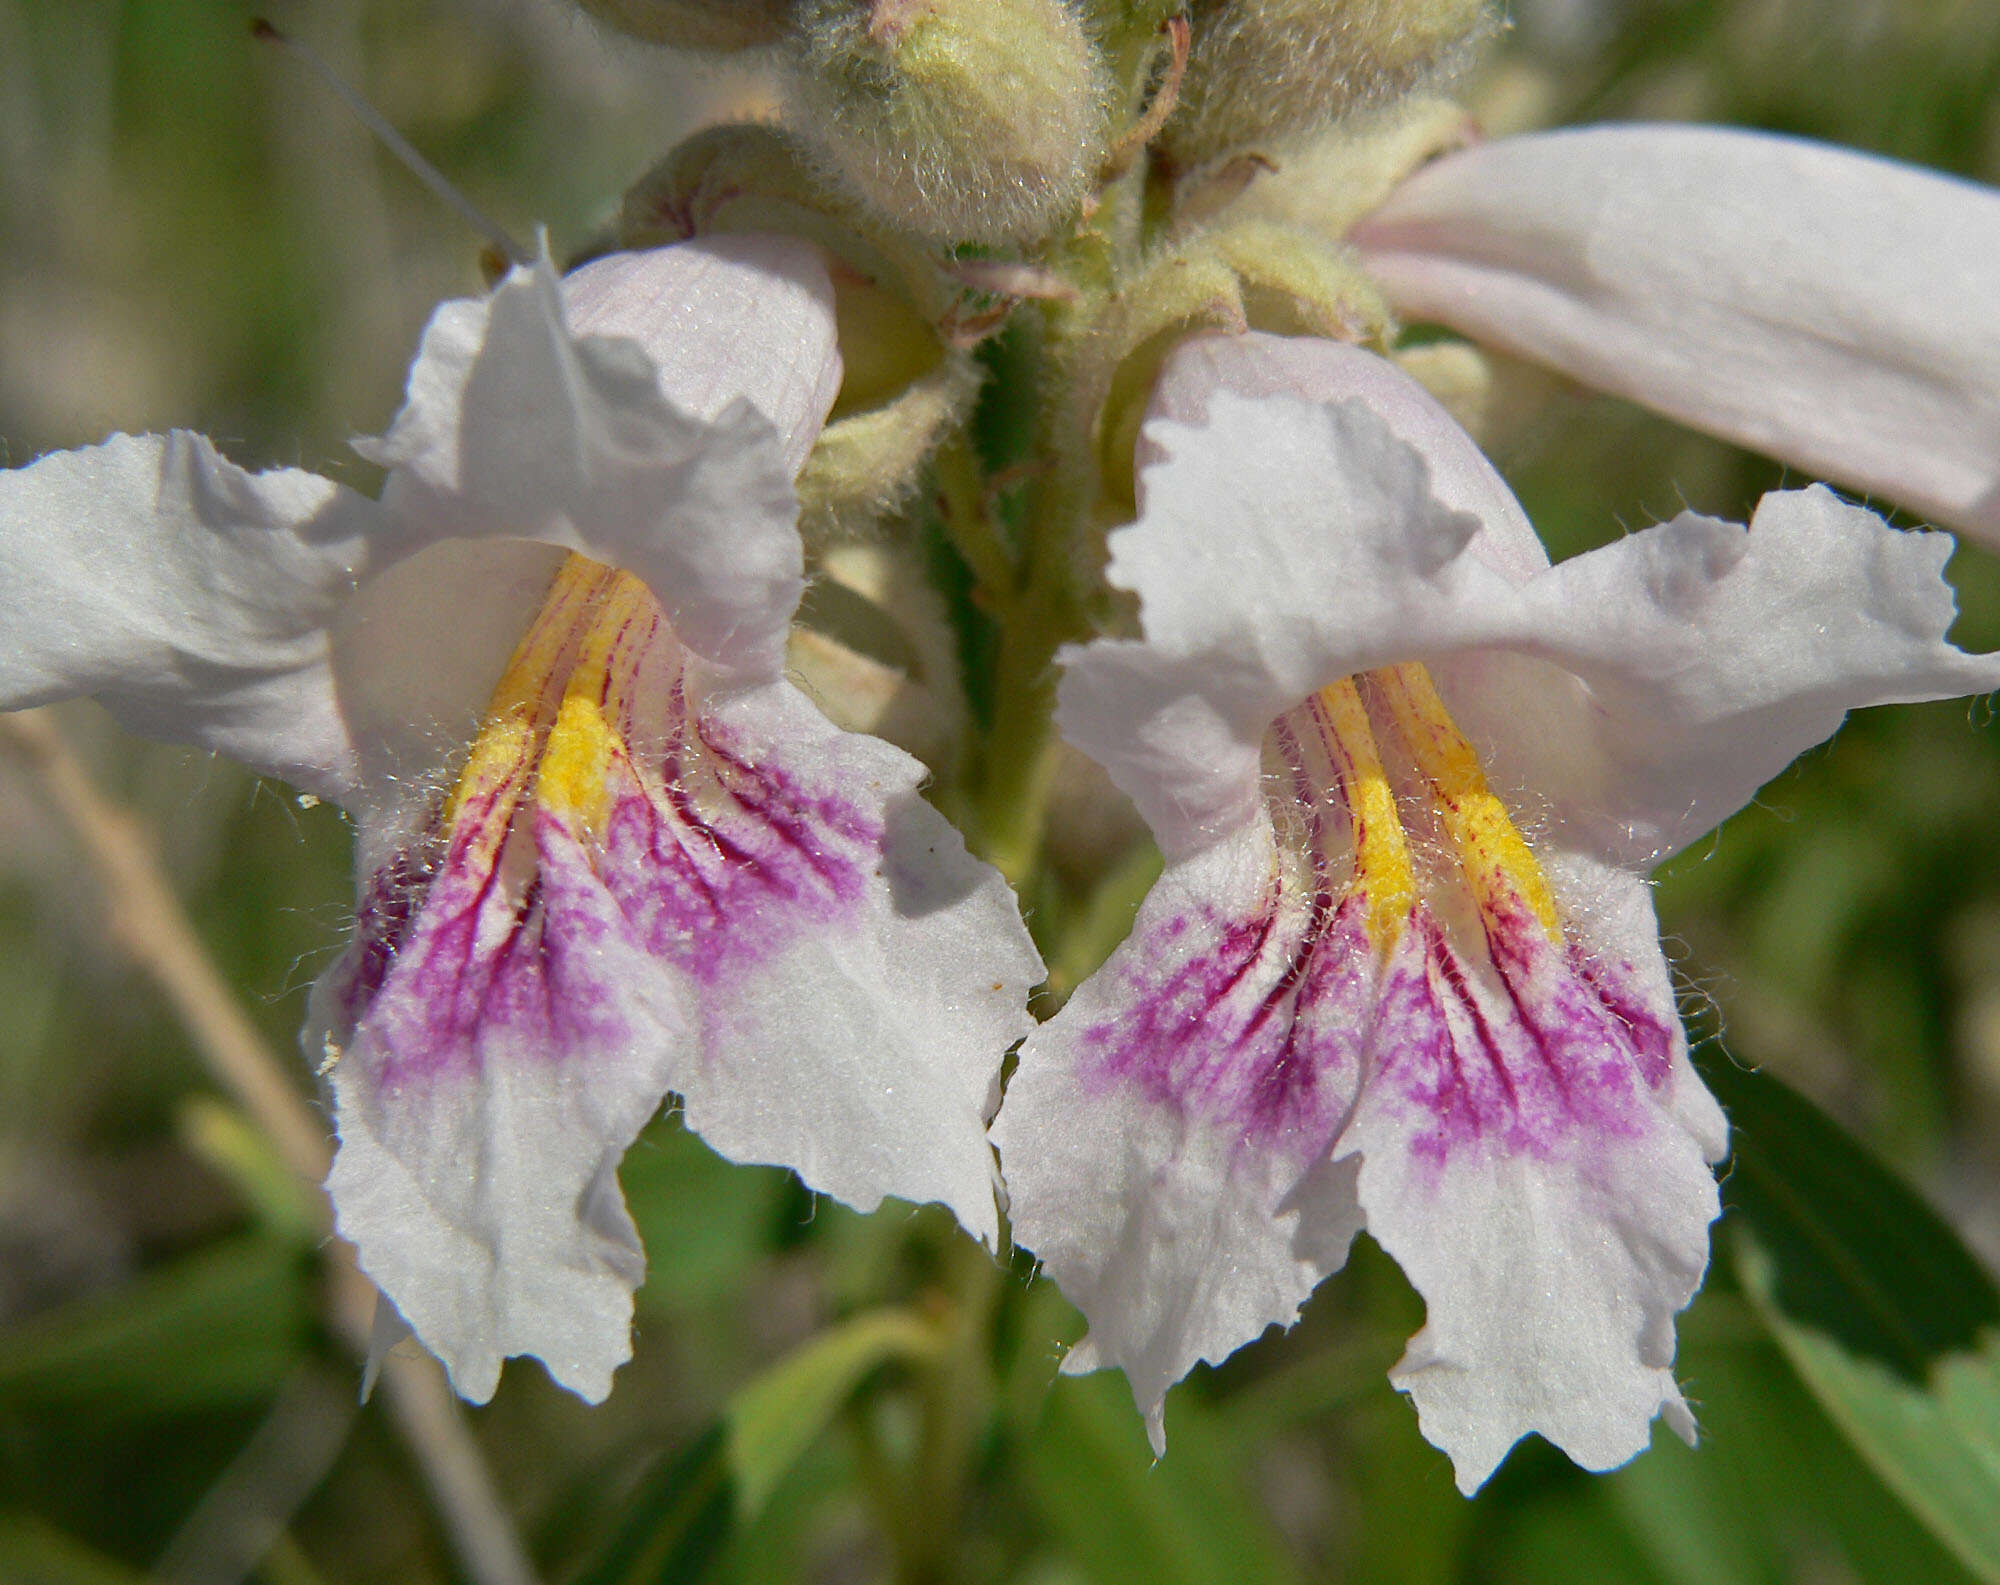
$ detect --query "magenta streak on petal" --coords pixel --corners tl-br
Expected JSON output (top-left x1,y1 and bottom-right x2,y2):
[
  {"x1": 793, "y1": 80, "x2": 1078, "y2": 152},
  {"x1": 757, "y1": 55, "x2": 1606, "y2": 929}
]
[
  {"x1": 346, "y1": 820, "x2": 637, "y2": 1092},
  {"x1": 1373, "y1": 896, "x2": 1679, "y2": 1168},
  {"x1": 1076, "y1": 711, "x2": 1372, "y2": 1156},
  {"x1": 1377, "y1": 911, "x2": 1521, "y2": 1164},
  {"x1": 323, "y1": 839, "x2": 435, "y2": 1032},
  {"x1": 576, "y1": 675, "x2": 876, "y2": 986}
]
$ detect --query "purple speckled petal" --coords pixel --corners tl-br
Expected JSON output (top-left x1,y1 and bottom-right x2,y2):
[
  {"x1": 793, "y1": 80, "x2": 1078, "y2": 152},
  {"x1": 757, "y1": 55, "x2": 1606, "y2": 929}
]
[
  {"x1": 318, "y1": 792, "x2": 684, "y2": 1404},
  {"x1": 1339, "y1": 887, "x2": 1722, "y2": 1493},
  {"x1": 654, "y1": 675, "x2": 1039, "y2": 1243},
  {"x1": 318, "y1": 584, "x2": 1039, "y2": 1400},
  {"x1": 993, "y1": 818, "x2": 1371, "y2": 1453}
]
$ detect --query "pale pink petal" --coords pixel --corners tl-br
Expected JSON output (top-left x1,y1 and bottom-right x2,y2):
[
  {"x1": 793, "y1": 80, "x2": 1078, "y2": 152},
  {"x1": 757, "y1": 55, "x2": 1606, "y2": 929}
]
[
  {"x1": 0, "y1": 431, "x2": 378, "y2": 801},
  {"x1": 1340, "y1": 884, "x2": 1720, "y2": 1492},
  {"x1": 1144, "y1": 333, "x2": 1548, "y2": 582},
  {"x1": 1442, "y1": 485, "x2": 2000, "y2": 867},
  {"x1": 1094, "y1": 338, "x2": 2000, "y2": 872},
  {"x1": 627, "y1": 677, "x2": 1041, "y2": 1244},
  {"x1": 1059, "y1": 362, "x2": 1523, "y2": 856},
  {"x1": 316, "y1": 794, "x2": 685, "y2": 1403},
  {"x1": 320, "y1": 595, "x2": 1039, "y2": 1394},
  {"x1": 1354, "y1": 126, "x2": 2000, "y2": 538},
  {"x1": 561, "y1": 234, "x2": 844, "y2": 479},
  {"x1": 992, "y1": 819, "x2": 1369, "y2": 1451},
  {"x1": 366, "y1": 247, "x2": 820, "y2": 683}
]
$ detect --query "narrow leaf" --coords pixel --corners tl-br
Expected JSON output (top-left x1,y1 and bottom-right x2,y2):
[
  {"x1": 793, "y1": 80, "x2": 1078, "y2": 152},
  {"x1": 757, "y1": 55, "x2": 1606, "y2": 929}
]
[
  {"x1": 725, "y1": 1307, "x2": 943, "y2": 1517},
  {"x1": 567, "y1": 1424, "x2": 736, "y2": 1585},
  {"x1": 1697, "y1": 1049, "x2": 2000, "y2": 1582},
  {"x1": 1024, "y1": 1372, "x2": 1304, "y2": 1585},
  {"x1": 0, "y1": 1237, "x2": 312, "y2": 1414}
]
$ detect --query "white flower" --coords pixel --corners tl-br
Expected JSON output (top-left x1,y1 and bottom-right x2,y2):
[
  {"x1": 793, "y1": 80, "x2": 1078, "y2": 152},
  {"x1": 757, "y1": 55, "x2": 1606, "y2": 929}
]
[
  {"x1": 0, "y1": 235, "x2": 1042, "y2": 1404},
  {"x1": 1351, "y1": 124, "x2": 2000, "y2": 539},
  {"x1": 989, "y1": 330, "x2": 2000, "y2": 1492}
]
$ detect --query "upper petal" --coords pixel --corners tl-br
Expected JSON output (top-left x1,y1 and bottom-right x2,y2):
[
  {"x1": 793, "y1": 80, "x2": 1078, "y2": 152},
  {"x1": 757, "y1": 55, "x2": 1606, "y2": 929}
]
[
  {"x1": 1086, "y1": 336, "x2": 2000, "y2": 871},
  {"x1": 560, "y1": 233, "x2": 844, "y2": 479},
  {"x1": 1354, "y1": 126, "x2": 2000, "y2": 540},
  {"x1": 368, "y1": 241, "x2": 838, "y2": 683},
  {"x1": 1497, "y1": 485, "x2": 2000, "y2": 864},
  {"x1": 1062, "y1": 341, "x2": 1526, "y2": 856},
  {"x1": 0, "y1": 431, "x2": 382, "y2": 800},
  {"x1": 1143, "y1": 332, "x2": 1547, "y2": 583}
]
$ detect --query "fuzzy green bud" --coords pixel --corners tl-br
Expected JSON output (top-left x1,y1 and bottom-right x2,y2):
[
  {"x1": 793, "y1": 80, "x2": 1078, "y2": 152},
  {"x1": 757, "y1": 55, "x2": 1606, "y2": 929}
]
[
  {"x1": 618, "y1": 124, "x2": 981, "y2": 538},
  {"x1": 1164, "y1": 0, "x2": 1493, "y2": 167},
  {"x1": 573, "y1": 0, "x2": 791, "y2": 50},
  {"x1": 783, "y1": 0, "x2": 1111, "y2": 245}
]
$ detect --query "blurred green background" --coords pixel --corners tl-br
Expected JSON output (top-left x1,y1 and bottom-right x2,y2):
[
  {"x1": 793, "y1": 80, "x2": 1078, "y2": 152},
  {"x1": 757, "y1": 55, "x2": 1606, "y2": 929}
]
[{"x1": 5, "y1": 2, "x2": 2000, "y2": 1582}]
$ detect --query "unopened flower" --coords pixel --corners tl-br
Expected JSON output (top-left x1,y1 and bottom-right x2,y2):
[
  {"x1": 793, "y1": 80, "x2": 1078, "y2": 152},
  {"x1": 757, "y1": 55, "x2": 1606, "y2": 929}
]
[
  {"x1": 1351, "y1": 124, "x2": 2000, "y2": 540},
  {"x1": 0, "y1": 235, "x2": 1041, "y2": 1402},
  {"x1": 990, "y1": 331, "x2": 2000, "y2": 1491}
]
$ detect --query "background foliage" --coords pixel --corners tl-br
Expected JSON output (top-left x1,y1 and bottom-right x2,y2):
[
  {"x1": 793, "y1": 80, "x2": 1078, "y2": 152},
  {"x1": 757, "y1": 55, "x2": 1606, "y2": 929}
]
[{"x1": 4, "y1": 1, "x2": 2000, "y2": 1581}]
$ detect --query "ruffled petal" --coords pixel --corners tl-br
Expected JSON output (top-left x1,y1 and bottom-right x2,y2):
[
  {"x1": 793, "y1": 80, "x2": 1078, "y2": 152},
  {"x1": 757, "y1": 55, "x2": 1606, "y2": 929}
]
[
  {"x1": 0, "y1": 430, "x2": 381, "y2": 800},
  {"x1": 993, "y1": 820, "x2": 1369, "y2": 1451},
  {"x1": 636, "y1": 677, "x2": 1041, "y2": 1244},
  {"x1": 1439, "y1": 485, "x2": 2000, "y2": 866},
  {"x1": 1353, "y1": 126, "x2": 2000, "y2": 538},
  {"x1": 1061, "y1": 366, "x2": 1522, "y2": 856},
  {"x1": 561, "y1": 234, "x2": 844, "y2": 480},
  {"x1": 367, "y1": 244, "x2": 827, "y2": 683},
  {"x1": 1340, "y1": 882, "x2": 1721, "y2": 1493},
  {"x1": 315, "y1": 806, "x2": 685, "y2": 1403},
  {"x1": 1098, "y1": 337, "x2": 2000, "y2": 871},
  {"x1": 1143, "y1": 333, "x2": 1548, "y2": 582},
  {"x1": 319, "y1": 568, "x2": 1039, "y2": 1396}
]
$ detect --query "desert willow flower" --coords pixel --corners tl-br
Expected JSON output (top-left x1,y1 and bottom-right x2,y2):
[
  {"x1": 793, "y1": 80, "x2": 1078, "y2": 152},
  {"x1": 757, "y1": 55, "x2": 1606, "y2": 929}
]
[
  {"x1": 0, "y1": 235, "x2": 1041, "y2": 1402},
  {"x1": 990, "y1": 331, "x2": 2000, "y2": 1492}
]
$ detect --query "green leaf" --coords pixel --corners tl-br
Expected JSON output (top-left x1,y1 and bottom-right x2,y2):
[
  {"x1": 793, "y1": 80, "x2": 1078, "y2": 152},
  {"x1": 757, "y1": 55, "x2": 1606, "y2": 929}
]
[
  {"x1": 0, "y1": 1515, "x2": 148, "y2": 1585},
  {"x1": 567, "y1": 1309, "x2": 942, "y2": 1585},
  {"x1": 1697, "y1": 1049, "x2": 2000, "y2": 1581},
  {"x1": 1605, "y1": 1306, "x2": 1977, "y2": 1585},
  {"x1": 1023, "y1": 1372, "x2": 1304, "y2": 1585},
  {"x1": 568, "y1": 1424, "x2": 736, "y2": 1585},
  {"x1": 622, "y1": 1115, "x2": 791, "y2": 1316},
  {"x1": 0, "y1": 1237, "x2": 313, "y2": 1415},
  {"x1": 1737, "y1": 1240, "x2": 2000, "y2": 1584},
  {"x1": 725, "y1": 1307, "x2": 944, "y2": 1517}
]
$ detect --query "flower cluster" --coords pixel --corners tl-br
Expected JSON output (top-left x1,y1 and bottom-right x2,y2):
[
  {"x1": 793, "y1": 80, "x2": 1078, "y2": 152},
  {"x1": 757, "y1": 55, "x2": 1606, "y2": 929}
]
[{"x1": 6, "y1": 0, "x2": 2000, "y2": 1500}]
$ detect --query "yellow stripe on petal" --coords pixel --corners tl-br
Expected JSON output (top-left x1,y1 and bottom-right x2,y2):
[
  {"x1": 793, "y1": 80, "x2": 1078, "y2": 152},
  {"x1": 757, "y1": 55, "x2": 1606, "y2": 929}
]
[
  {"x1": 441, "y1": 552, "x2": 619, "y2": 838},
  {"x1": 1314, "y1": 676, "x2": 1417, "y2": 954},
  {"x1": 1370, "y1": 661, "x2": 1562, "y2": 946},
  {"x1": 539, "y1": 570, "x2": 659, "y2": 840}
]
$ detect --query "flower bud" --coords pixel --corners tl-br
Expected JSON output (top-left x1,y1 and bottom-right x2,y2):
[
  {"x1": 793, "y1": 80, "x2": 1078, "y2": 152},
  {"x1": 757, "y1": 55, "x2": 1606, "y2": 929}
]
[
  {"x1": 798, "y1": 352, "x2": 984, "y2": 538},
  {"x1": 1200, "y1": 94, "x2": 1472, "y2": 240},
  {"x1": 783, "y1": 0, "x2": 1111, "y2": 245},
  {"x1": 616, "y1": 123, "x2": 981, "y2": 537},
  {"x1": 1071, "y1": 221, "x2": 1390, "y2": 515},
  {"x1": 1164, "y1": 0, "x2": 1493, "y2": 167},
  {"x1": 573, "y1": 0, "x2": 791, "y2": 50}
]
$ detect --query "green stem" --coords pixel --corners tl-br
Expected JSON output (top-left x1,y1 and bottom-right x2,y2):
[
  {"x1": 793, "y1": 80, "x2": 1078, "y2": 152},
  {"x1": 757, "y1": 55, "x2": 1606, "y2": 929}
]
[
  {"x1": 934, "y1": 434, "x2": 1018, "y2": 607},
  {"x1": 902, "y1": 1241, "x2": 1005, "y2": 1585}
]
